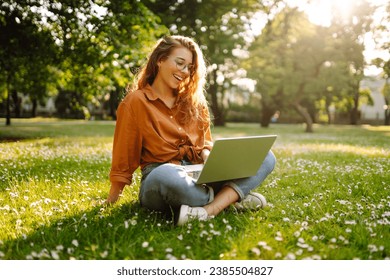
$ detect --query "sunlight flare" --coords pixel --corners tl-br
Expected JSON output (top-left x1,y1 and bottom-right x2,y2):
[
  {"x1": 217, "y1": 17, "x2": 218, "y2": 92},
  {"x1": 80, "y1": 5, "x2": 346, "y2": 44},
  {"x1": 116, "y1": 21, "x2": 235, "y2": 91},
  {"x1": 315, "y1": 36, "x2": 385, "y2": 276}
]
[{"x1": 306, "y1": 0, "x2": 356, "y2": 27}]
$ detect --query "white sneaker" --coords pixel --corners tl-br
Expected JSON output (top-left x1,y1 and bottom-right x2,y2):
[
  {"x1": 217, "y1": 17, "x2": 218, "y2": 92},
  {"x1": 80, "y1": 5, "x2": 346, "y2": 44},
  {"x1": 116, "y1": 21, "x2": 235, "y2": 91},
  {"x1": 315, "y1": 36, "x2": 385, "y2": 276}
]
[
  {"x1": 177, "y1": 205, "x2": 208, "y2": 225},
  {"x1": 234, "y1": 192, "x2": 267, "y2": 211}
]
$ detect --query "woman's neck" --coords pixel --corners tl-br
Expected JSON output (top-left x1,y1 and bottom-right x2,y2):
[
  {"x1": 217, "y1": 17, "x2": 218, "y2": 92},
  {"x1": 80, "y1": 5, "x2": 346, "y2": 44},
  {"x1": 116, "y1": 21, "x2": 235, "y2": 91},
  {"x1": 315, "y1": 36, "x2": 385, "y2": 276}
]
[
  {"x1": 151, "y1": 79, "x2": 177, "y2": 109},
  {"x1": 151, "y1": 78, "x2": 175, "y2": 98}
]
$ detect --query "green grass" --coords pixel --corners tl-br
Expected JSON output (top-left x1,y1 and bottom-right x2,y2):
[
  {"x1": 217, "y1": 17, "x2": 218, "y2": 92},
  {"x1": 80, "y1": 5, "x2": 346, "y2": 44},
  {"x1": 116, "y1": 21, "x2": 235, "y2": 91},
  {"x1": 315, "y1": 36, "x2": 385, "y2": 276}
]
[{"x1": 0, "y1": 118, "x2": 389, "y2": 260}]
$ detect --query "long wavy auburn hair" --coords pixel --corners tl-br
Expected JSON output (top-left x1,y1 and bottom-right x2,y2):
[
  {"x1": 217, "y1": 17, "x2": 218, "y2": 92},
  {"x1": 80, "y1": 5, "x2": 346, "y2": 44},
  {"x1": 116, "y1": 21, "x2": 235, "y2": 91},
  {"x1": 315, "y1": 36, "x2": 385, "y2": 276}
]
[{"x1": 130, "y1": 35, "x2": 210, "y2": 127}]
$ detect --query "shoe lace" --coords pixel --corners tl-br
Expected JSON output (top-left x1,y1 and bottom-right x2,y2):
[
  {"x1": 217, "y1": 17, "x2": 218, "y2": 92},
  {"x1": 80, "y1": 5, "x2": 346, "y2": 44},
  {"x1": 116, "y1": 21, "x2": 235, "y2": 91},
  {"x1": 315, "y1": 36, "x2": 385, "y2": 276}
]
[{"x1": 187, "y1": 207, "x2": 207, "y2": 220}]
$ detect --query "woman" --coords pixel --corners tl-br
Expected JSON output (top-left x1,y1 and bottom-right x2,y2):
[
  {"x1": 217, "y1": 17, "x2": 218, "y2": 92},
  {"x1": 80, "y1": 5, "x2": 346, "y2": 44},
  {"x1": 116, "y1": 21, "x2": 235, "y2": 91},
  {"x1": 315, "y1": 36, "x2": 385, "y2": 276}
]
[{"x1": 107, "y1": 35, "x2": 276, "y2": 225}]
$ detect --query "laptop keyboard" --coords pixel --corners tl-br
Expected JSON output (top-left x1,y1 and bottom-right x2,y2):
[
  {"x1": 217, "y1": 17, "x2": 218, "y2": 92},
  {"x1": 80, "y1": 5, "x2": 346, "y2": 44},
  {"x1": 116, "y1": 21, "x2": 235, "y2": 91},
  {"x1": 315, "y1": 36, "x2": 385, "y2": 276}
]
[
  {"x1": 188, "y1": 171, "x2": 201, "y2": 180},
  {"x1": 183, "y1": 164, "x2": 203, "y2": 180}
]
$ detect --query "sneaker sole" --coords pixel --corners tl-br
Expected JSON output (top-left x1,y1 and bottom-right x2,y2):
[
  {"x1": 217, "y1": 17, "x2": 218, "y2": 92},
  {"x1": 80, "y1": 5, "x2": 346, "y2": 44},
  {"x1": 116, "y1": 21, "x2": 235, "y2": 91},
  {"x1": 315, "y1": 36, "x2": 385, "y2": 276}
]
[
  {"x1": 177, "y1": 205, "x2": 190, "y2": 226},
  {"x1": 235, "y1": 193, "x2": 267, "y2": 211},
  {"x1": 250, "y1": 192, "x2": 267, "y2": 208}
]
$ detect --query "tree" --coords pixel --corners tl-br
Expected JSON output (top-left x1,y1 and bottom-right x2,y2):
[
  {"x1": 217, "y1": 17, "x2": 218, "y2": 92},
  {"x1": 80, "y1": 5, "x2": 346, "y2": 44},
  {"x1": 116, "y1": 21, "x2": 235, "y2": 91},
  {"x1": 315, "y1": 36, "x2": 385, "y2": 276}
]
[
  {"x1": 93, "y1": 0, "x2": 168, "y2": 119},
  {"x1": 0, "y1": 0, "x2": 167, "y2": 123},
  {"x1": 241, "y1": 0, "x2": 286, "y2": 127},
  {"x1": 144, "y1": 0, "x2": 260, "y2": 126},
  {"x1": 0, "y1": 1, "x2": 58, "y2": 124},
  {"x1": 372, "y1": 1, "x2": 390, "y2": 125},
  {"x1": 245, "y1": 6, "x2": 332, "y2": 132},
  {"x1": 49, "y1": 0, "x2": 167, "y2": 119},
  {"x1": 329, "y1": 0, "x2": 374, "y2": 125},
  {"x1": 245, "y1": 1, "x2": 375, "y2": 131},
  {"x1": 373, "y1": 58, "x2": 390, "y2": 125}
]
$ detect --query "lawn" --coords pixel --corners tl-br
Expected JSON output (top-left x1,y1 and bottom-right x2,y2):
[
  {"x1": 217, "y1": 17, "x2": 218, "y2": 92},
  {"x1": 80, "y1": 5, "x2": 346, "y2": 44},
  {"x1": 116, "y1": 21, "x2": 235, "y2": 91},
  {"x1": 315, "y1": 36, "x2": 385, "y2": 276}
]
[{"x1": 0, "y1": 118, "x2": 389, "y2": 260}]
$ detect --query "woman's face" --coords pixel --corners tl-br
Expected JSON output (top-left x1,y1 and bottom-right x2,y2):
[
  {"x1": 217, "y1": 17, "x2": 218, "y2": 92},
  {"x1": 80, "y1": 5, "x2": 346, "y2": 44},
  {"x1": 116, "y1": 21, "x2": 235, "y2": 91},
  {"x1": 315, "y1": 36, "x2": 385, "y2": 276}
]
[{"x1": 158, "y1": 46, "x2": 193, "y2": 90}]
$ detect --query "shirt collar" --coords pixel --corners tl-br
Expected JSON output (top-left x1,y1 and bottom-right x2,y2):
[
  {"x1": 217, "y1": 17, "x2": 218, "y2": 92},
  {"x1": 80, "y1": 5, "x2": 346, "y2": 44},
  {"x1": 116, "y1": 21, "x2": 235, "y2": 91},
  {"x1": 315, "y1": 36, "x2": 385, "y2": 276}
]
[
  {"x1": 142, "y1": 84, "x2": 159, "y2": 101},
  {"x1": 142, "y1": 84, "x2": 179, "y2": 109}
]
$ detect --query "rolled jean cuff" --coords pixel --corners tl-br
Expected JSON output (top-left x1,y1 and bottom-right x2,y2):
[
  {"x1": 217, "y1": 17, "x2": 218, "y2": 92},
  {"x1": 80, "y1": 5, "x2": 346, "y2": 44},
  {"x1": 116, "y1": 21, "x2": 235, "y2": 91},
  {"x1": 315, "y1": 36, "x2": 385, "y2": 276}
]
[
  {"x1": 224, "y1": 181, "x2": 245, "y2": 201},
  {"x1": 204, "y1": 184, "x2": 214, "y2": 203}
]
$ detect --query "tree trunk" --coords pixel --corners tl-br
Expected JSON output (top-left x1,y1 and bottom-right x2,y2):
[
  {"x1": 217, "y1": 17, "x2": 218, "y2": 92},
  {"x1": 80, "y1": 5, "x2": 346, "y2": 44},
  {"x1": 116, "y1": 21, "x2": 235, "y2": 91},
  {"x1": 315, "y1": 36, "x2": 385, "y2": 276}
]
[
  {"x1": 11, "y1": 90, "x2": 21, "y2": 118},
  {"x1": 208, "y1": 70, "x2": 225, "y2": 126},
  {"x1": 32, "y1": 99, "x2": 38, "y2": 118},
  {"x1": 109, "y1": 89, "x2": 120, "y2": 120},
  {"x1": 350, "y1": 86, "x2": 360, "y2": 125},
  {"x1": 260, "y1": 100, "x2": 275, "y2": 128},
  {"x1": 385, "y1": 108, "x2": 390, "y2": 126},
  {"x1": 293, "y1": 102, "x2": 313, "y2": 132},
  {"x1": 350, "y1": 106, "x2": 359, "y2": 125},
  {"x1": 6, "y1": 76, "x2": 11, "y2": 126},
  {"x1": 326, "y1": 99, "x2": 336, "y2": 125},
  {"x1": 308, "y1": 105, "x2": 316, "y2": 124},
  {"x1": 326, "y1": 107, "x2": 332, "y2": 124}
]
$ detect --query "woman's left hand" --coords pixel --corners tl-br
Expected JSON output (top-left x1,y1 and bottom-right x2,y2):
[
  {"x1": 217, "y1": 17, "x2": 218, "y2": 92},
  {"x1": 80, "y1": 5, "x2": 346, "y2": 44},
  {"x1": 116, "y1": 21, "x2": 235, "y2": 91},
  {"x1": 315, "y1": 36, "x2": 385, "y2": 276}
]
[{"x1": 201, "y1": 149, "x2": 210, "y2": 163}]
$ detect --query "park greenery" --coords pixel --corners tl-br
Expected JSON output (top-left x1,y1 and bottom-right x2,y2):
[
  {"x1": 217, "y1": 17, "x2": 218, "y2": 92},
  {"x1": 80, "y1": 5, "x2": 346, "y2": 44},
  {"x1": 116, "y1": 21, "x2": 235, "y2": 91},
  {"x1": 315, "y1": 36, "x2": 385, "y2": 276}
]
[
  {"x1": 1, "y1": 0, "x2": 389, "y2": 262},
  {"x1": 1, "y1": 0, "x2": 390, "y2": 131},
  {"x1": 0, "y1": 120, "x2": 389, "y2": 260}
]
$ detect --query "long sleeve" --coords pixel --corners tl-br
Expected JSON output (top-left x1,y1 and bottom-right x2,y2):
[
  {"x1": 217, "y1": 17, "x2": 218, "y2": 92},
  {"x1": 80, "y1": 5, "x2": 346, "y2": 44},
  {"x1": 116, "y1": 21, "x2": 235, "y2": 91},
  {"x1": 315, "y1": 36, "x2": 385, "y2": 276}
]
[{"x1": 109, "y1": 101, "x2": 142, "y2": 185}]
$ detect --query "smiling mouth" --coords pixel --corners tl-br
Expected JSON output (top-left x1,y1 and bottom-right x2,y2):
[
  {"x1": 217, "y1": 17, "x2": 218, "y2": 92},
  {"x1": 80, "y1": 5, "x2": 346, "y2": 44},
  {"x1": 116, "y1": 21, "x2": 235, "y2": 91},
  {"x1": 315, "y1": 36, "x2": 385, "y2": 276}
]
[{"x1": 173, "y1": 74, "x2": 183, "y2": 82}]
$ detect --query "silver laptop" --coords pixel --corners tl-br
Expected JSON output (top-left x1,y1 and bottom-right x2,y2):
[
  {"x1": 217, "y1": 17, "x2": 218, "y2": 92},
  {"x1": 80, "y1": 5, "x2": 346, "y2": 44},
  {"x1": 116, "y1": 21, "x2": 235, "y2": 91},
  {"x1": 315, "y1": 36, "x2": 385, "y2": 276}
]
[{"x1": 184, "y1": 135, "x2": 277, "y2": 184}]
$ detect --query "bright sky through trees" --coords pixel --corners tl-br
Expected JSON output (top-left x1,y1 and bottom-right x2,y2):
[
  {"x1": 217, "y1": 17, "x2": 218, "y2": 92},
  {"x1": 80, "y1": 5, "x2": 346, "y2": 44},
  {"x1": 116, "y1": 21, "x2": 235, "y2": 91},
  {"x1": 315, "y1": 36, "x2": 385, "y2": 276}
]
[
  {"x1": 250, "y1": 0, "x2": 389, "y2": 76},
  {"x1": 305, "y1": 0, "x2": 389, "y2": 76}
]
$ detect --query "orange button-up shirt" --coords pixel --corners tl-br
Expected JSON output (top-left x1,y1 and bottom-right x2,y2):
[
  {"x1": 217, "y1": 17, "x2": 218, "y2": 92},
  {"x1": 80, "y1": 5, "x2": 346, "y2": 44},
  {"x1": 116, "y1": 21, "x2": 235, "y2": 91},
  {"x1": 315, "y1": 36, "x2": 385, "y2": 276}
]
[{"x1": 109, "y1": 84, "x2": 213, "y2": 185}]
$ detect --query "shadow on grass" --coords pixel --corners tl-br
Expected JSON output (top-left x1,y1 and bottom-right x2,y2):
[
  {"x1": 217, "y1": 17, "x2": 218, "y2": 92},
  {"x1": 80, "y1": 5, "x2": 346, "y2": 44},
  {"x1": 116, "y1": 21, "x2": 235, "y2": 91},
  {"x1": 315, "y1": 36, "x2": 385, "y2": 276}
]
[
  {"x1": 0, "y1": 158, "x2": 111, "y2": 192},
  {"x1": 2, "y1": 200, "x2": 250, "y2": 260},
  {"x1": 0, "y1": 137, "x2": 29, "y2": 143},
  {"x1": 0, "y1": 120, "x2": 115, "y2": 140}
]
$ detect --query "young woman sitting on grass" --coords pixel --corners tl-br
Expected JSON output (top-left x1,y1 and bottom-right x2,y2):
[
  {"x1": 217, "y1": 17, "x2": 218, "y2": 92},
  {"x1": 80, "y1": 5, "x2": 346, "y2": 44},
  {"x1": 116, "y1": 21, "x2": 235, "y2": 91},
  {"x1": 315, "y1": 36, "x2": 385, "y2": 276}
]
[{"x1": 106, "y1": 35, "x2": 276, "y2": 225}]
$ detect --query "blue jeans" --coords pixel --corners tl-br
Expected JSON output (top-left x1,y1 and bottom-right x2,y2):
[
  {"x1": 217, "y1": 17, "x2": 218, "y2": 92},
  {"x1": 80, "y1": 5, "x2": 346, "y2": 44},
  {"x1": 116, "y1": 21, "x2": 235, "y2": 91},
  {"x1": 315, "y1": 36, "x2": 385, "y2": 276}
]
[{"x1": 139, "y1": 151, "x2": 276, "y2": 213}]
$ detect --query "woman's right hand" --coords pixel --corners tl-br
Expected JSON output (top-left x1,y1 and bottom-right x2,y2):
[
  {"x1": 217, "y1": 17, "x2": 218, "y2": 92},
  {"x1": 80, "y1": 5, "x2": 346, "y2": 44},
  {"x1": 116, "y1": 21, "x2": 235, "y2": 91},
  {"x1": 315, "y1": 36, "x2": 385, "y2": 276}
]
[{"x1": 106, "y1": 182, "x2": 126, "y2": 204}]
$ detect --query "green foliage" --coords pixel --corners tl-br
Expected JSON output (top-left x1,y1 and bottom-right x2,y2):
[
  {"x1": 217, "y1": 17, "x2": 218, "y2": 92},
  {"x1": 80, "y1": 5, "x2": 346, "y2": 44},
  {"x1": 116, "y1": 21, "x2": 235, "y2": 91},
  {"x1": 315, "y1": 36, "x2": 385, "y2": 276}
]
[
  {"x1": 359, "y1": 88, "x2": 374, "y2": 106},
  {"x1": 245, "y1": 7, "x2": 327, "y2": 129},
  {"x1": 0, "y1": 0, "x2": 168, "y2": 121},
  {"x1": 245, "y1": 1, "x2": 377, "y2": 129},
  {"x1": 145, "y1": 0, "x2": 261, "y2": 125},
  {"x1": 225, "y1": 103, "x2": 261, "y2": 123},
  {"x1": 1, "y1": 0, "x2": 388, "y2": 127},
  {"x1": 0, "y1": 1, "x2": 58, "y2": 104},
  {"x1": 0, "y1": 120, "x2": 389, "y2": 260}
]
